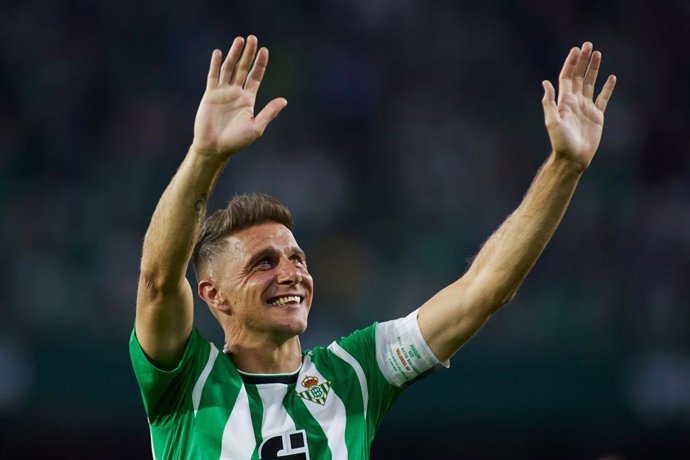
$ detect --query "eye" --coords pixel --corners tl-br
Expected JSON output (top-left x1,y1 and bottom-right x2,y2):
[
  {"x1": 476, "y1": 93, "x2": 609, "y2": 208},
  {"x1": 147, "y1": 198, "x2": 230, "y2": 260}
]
[
  {"x1": 290, "y1": 255, "x2": 305, "y2": 266},
  {"x1": 255, "y1": 258, "x2": 273, "y2": 269}
]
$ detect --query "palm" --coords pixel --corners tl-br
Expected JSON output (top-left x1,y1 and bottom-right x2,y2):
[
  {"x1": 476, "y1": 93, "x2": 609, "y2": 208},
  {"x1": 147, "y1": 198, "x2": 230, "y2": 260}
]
[
  {"x1": 195, "y1": 88, "x2": 258, "y2": 153},
  {"x1": 192, "y1": 36, "x2": 287, "y2": 159},
  {"x1": 542, "y1": 42, "x2": 616, "y2": 170}
]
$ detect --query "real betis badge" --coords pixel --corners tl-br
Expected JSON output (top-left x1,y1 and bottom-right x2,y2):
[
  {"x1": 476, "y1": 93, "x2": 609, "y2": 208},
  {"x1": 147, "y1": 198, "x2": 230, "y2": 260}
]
[{"x1": 296, "y1": 375, "x2": 332, "y2": 405}]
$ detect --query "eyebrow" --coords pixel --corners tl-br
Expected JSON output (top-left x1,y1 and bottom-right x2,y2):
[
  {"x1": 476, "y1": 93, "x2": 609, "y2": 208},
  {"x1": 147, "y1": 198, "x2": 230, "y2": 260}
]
[{"x1": 244, "y1": 245, "x2": 306, "y2": 270}]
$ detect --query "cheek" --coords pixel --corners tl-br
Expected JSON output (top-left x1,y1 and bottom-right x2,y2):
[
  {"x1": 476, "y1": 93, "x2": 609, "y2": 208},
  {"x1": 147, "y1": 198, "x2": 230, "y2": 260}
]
[
  {"x1": 303, "y1": 273, "x2": 315, "y2": 299},
  {"x1": 301, "y1": 270, "x2": 313, "y2": 285},
  {"x1": 239, "y1": 273, "x2": 272, "y2": 300},
  {"x1": 302, "y1": 274, "x2": 314, "y2": 308}
]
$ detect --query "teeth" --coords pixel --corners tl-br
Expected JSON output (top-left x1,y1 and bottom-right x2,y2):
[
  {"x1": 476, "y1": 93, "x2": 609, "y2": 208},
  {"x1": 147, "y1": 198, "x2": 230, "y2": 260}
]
[{"x1": 268, "y1": 295, "x2": 301, "y2": 306}]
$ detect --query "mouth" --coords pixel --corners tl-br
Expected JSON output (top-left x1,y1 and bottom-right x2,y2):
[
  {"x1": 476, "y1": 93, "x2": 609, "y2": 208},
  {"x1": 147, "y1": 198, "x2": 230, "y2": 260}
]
[{"x1": 266, "y1": 295, "x2": 304, "y2": 306}]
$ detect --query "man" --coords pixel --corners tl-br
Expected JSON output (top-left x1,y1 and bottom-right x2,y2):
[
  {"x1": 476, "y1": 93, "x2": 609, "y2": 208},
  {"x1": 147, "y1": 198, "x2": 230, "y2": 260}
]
[{"x1": 130, "y1": 35, "x2": 616, "y2": 459}]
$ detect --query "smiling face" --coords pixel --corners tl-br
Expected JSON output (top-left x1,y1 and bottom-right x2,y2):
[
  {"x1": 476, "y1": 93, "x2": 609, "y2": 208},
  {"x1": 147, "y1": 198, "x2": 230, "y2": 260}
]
[{"x1": 201, "y1": 222, "x2": 314, "y2": 343}]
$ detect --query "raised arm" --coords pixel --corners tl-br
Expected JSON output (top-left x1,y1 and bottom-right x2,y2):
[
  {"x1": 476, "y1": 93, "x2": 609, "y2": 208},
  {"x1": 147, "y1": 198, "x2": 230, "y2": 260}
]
[
  {"x1": 135, "y1": 35, "x2": 287, "y2": 368},
  {"x1": 417, "y1": 42, "x2": 616, "y2": 362}
]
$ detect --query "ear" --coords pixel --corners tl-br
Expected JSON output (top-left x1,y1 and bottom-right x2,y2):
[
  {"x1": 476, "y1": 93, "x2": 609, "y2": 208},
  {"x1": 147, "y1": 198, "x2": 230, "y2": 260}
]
[{"x1": 198, "y1": 280, "x2": 231, "y2": 315}]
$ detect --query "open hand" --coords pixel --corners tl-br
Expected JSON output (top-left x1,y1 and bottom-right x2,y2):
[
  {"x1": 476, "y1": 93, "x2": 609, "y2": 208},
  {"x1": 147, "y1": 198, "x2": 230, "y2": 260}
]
[
  {"x1": 542, "y1": 42, "x2": 616, "y2": 170},
  {"x1": 191, "y1": 35, "x2": 287, "y2": 159}
]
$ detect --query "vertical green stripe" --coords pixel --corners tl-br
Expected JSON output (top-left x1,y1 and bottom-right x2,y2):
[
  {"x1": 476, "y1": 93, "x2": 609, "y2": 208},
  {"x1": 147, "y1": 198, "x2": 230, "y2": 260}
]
[
  {"x1": 364, "y1": 360, "x2": 404, "y2": 440},
  {"x1": 284, "y1": 383, "x2": 333, "y2": 460},
  {"x1": 314, "y1": 355, "x2": 369, "y2": 459},
  {"x1": 244, "y1": 383, "x2": 265, "y2": 460},
  {"x1": 335, "y1": 324, "x2": 405, "y2": 440},
  {"x1": 193, "y1": 358, "x2": 243, "y2": 459}
]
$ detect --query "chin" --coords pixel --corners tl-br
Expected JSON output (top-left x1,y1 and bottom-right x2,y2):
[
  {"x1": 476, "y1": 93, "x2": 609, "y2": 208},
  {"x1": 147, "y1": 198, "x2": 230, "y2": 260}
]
[
  {"x1": 286, "y1": 319, "x2": 308, "y2": 335},
  {"x1": 274, "y1": 317, "x2": 308, "y2": 338},
  {"x1": 264, "y1": 305, "x2": 310, "y2": 339}
]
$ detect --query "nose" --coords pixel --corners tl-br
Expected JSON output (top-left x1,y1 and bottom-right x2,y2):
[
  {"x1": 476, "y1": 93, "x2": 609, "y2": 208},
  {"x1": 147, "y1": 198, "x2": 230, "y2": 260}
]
[{"x1": 276, "y1": 257, "x2": 302, "y2": 285}]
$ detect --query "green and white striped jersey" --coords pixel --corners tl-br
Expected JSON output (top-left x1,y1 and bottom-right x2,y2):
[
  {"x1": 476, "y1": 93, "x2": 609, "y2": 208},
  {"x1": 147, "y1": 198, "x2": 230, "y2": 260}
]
[{"x1": 130, "y1": 311, "x2": 445, "y2": 459}]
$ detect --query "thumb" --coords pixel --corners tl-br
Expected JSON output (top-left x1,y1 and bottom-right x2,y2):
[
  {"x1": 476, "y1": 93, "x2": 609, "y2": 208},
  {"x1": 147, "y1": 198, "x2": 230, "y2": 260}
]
[
  {"x1": 254, "y1": 97, "x2": 288, "y2": 137},
  {"x1": 541, "y1": 80, "x2": 559, "y2": 128}
]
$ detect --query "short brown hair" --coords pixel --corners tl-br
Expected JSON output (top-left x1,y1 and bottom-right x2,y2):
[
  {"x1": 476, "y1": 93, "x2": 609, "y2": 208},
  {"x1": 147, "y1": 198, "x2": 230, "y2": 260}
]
[{"x1": 192, "y1": 193, "x2": 292, "y2": 279}]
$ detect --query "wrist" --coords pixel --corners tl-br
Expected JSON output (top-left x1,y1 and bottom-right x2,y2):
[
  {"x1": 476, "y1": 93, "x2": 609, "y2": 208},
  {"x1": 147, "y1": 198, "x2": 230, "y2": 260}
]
[
  {"x1": 548, "y1": 151, "x2": 588, "y2": 176},
  {"x1": 188, "y1": 144, "x2": 233, "y2": 169},
  {"x1": 189, "y1": 143, "x2": 235, "y2": 164}
]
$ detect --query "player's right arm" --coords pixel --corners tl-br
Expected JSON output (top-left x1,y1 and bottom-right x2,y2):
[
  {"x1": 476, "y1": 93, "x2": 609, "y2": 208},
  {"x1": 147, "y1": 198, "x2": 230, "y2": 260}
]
[{"x1": 135, "y1": 35, "x2": 287, "y2": 368}]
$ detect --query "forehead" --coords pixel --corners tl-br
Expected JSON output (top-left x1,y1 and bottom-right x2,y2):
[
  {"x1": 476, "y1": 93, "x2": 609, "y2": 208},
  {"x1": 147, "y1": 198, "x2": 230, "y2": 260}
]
[{"x1": 225, "y1": 222, "x2": 300, "y2": 259}]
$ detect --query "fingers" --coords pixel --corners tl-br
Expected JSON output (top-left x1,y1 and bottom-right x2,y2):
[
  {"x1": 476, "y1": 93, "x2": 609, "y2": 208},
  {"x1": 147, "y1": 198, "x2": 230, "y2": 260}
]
[
  {"x1": 558, "y1": 47, "x2": 580, "y2": 95},
  {"x1": 206, "y1": 49, "x2": 222, "y2": 90},
  {"x1": 541, "y1": 80, "x2": 559, "y2": 127},
  {"x1": 558, "y1": 42, "x2": 612, "y2": 106},
  {"x1": 231, "y1": 35, "x2": 258, "y2": 87},
  {"x1": 210, "y1": 36, "x2": 269, "y2": 91},
  {"x1": 219, "y1": 37, "x2": 246, "y2": 85},
  {"x1": 595, "y1": 75, "x2": 617, "y2": 113},
  {"x1": 572, "y1": 42, "x2": 593, "y2": 94},
  {"x1": 254, "y1": 97, "x2": 288, "y2": 136},
  {"x1": 244, "y1": 47, "x2": 269, "y2": 94},
  {"x1": 583, "y1": 50, "x2": 601, "y2": 99}
]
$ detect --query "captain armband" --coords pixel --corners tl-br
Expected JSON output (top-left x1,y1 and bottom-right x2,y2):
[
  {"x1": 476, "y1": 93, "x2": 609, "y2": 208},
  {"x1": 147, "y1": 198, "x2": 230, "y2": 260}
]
[{"x1": 375, "y1": 309, "x2": 450, "y2": 387}]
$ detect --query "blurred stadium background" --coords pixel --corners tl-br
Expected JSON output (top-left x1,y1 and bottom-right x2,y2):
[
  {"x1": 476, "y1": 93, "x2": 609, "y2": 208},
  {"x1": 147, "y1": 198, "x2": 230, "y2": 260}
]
[{"x1": 1, "y1": 0, "x2": 688, "y2": 458}]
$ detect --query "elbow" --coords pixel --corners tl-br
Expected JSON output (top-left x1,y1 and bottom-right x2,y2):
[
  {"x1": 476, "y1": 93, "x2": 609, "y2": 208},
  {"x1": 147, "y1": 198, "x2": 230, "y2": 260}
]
[
  {"x1": 138, "y1": 264, "x2": 183, "y2": 300},
  {"x1": 495, "y1": 289, "x2": 518, "y2": 311},
  {"x1": 486, "y1": 281, "x2": 522, "y2": 313},
  {"x1": 138, "y1": 271, "x2": 165, "y2": 303},
  {"x1": 463, "y1": 269, "x2": 521, "y2": 314}
]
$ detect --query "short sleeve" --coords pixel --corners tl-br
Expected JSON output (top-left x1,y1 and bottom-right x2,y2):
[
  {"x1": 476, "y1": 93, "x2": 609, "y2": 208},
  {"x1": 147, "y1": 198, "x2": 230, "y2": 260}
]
[
  {"x1": 129, "y1": 327, "x2": 212, "y2": 424},
  {"x1": 333, "y1": 324, "x2": 404, "y2": 433},
  {"x1": 332, "y1": 312, "x2": 447, "y2": 434}
]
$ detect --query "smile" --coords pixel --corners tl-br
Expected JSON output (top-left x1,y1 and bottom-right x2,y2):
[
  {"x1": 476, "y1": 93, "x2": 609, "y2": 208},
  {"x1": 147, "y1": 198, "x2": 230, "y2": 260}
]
[{"x1": 267, "y1": 295, "x2": 303, "y2": 306}]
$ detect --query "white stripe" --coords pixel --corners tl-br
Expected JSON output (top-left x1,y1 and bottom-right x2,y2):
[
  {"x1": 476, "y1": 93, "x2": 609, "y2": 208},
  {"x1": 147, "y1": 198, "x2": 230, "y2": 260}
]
[
  {"x1": 148, "y1": 422, "x2": 156, "y2": 460},
  {"x1": 256, "y1": 384, "x2": 308, "y2": 457},
  {"x1": 300, "y1": 355, "x2": 348, "y2": 460},
  {"x1": 328, "y1": 341, "x2": 368, "y2": 421},
  {"x1": 192, "y1": 343, "x2": 219, "y2": 416},
  {"x1": 257, "y1": 384, "x2": 296, "y2": 436},
  {"x1": 220, "y1": 385, "x2": 256, "y2": 459}
]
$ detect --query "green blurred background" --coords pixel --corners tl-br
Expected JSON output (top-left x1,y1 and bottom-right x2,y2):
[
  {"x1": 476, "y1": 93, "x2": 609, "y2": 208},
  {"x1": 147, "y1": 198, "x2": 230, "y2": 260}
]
[{"x1": 1, "y1": 0, "x2": 688, "y2": 458}]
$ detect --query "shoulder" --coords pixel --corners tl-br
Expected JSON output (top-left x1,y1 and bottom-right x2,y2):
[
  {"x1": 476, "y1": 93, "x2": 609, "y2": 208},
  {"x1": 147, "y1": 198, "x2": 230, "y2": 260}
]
[
  {"x1": 304, "y1": 323, "x2": 378, "y2": 362},
  {"x1": 129, "y1": 326, "x2": 212, "y2": 374},
  {"x1": 130, "y1": 326, "x2": 229, "y2": 423}
]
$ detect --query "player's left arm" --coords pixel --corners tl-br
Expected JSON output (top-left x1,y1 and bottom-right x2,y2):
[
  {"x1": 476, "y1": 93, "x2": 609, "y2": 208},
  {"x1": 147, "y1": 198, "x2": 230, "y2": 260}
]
[{"x1": 417, "y1": 42, "x2": 616, "y2": 362}]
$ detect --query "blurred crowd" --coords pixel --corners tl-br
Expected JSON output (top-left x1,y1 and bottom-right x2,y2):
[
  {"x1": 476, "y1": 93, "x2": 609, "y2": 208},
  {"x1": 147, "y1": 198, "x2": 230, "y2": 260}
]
[{"x1": 1, "y1": 0, "x2": 688, "y2": 458}]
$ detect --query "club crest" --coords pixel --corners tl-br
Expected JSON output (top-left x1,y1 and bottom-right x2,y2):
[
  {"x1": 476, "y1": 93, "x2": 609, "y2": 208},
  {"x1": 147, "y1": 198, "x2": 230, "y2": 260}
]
[{"x1": 296, "y1": 375, "x2": 332, "y2": 406}]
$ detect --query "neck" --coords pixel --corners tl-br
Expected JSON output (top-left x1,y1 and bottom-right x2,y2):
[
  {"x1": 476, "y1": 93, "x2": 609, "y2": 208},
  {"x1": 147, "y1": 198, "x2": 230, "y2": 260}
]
[{"x1": 224, "y1": 334, "x2": 303, "y2": 375}]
